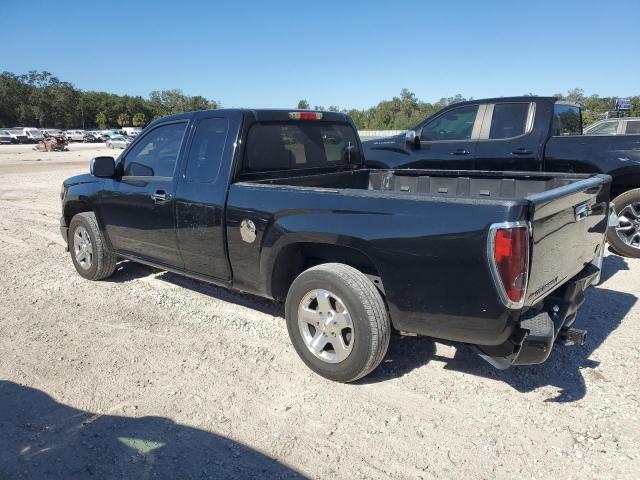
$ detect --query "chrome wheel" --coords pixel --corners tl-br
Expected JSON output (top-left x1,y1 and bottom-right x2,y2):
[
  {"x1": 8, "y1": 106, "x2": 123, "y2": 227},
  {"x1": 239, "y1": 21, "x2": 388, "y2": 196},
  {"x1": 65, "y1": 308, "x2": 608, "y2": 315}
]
[
  {"x1": 73, "y1": 225, "x2": 93, "y2": 270},
  {"x1": 297, "y1": 289, "x2": 354, "y2": 363},
  {"x1": 616, "y1": 202, "x2": 640, "y2": 250}
]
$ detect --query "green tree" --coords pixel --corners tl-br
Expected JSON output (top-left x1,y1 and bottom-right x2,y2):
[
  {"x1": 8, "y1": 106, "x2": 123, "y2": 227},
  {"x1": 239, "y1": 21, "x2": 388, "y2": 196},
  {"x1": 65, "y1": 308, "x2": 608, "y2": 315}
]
[
  {"x1": 116, "y1": 113, "x2": 130, "y2": 127},
  {"x1": 132, "y1": 112, "x2": 147, "y2": 127},
  {"x1": 297, "y1": 99, "x2": 310, "y2": 109},
  {"x1": 96, "y1": 111, "x2": 107, "y2": 129}
]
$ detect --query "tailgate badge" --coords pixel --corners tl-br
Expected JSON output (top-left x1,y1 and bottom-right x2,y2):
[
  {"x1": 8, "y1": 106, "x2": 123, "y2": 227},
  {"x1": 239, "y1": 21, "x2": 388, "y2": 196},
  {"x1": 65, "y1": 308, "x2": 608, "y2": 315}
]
[
  {"x1": 240, "y1": 219, "x2": 257, "y2": 243},
  {"x1": 574, "y1": 203, "x2": 589, "y2": 222}
]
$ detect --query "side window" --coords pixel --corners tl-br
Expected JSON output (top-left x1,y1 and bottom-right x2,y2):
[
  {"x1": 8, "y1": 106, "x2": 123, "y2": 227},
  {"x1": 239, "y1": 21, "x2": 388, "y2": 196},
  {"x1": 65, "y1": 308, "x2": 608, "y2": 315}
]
[
  {"x1": 489, "y1": 103, "x2": 530, "y2": 139},
  {"x1": 551, "y1": 104, "x2": 582, "y2": 136},
  {"x1": 421, "y1": 105, "x2": 478, "y2": 141},
  {"x1": 586, "y1": 121, "x2": 618, "y2": 135},
  {"x1": 626, "y1": 121, "x2": 640, "y2": 135},
  {"x1": 123, "y1": 122, "x2": 187, "y2": 178},
  {"x1": 184, "y1": 118, "x2": 229, "y2": 183}
]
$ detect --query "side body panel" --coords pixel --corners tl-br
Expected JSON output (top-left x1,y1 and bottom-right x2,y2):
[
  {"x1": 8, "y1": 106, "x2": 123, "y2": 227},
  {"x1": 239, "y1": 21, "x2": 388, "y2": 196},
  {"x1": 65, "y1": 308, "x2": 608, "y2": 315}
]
[
  {"x1": 543, "y1": 134, "x2": 640, "y2": 195},
  {"x1": 226, "y1": 184, "x2": 527, "y2": 346}
]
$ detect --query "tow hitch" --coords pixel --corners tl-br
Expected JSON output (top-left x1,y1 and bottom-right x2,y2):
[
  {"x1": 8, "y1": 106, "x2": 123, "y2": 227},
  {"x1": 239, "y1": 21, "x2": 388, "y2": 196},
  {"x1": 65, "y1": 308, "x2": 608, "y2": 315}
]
[{"x1": 559, "y1": 327, "x2": 587, "y2": 346}]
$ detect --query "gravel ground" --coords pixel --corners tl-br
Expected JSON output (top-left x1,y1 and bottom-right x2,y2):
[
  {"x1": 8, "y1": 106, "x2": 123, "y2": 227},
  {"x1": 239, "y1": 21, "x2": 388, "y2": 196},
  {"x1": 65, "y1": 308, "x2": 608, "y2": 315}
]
[{"x1": 0, "y1": 144, "x2": 638, "y2": 479}]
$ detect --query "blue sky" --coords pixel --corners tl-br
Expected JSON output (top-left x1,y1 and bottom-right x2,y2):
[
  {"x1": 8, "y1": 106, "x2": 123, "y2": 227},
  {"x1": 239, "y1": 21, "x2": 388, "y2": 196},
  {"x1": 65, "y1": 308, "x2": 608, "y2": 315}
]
[{"x1": 1, "y1": 0, "x2": 639, "y2": 109}]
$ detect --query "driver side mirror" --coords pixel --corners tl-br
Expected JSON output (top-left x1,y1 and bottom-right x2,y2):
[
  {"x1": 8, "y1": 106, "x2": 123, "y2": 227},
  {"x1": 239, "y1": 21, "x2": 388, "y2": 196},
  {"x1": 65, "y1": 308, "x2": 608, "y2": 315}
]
[
  {"x1": 405, "y1": 130, "x2": 419, "y2": 148},
  {"x1": 90, "y1": 156, "x2": 115, "y2": 178}
]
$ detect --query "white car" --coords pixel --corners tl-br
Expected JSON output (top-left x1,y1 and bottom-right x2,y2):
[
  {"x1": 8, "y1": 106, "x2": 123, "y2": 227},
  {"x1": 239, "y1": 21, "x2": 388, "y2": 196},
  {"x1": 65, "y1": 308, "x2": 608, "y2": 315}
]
[
  {"x1": 42, "y1": 129, "x2": 63, "y2": 138},
  {"x1": 106, "y1": 135, "x2": 131, "y2": 149},
  {"x1": 122, "y1": 127, "x2": 142, "y2": 137},
  {"x1": 584, "y1": 117, "x2": 640, "y2": 135},
  {"x1": 0, "y1": 129, "x2": 13, "y2": 144},
  {"x1": 22, "y1": 127, "x2": 45, "y2": 143},
  {"x1": 64, "y1": 130, "x2": 85, "y2": 142},
  {"x1": 8, "y1": 129, "x2": 28, "y2": 144}
]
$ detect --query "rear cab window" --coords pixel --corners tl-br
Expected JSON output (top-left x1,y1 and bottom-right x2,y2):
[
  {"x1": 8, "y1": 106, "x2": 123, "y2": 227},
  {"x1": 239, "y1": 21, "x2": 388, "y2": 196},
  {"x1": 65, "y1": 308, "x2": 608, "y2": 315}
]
[{"x1": 243, "y1": 121, "x2": 361, "y2": 173}]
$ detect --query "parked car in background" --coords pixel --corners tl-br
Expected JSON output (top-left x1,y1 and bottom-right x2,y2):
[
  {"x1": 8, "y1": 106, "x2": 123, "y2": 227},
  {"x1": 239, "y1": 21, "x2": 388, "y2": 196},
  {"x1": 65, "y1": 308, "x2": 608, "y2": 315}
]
[
  {"x1": 0, "y1": 129, "x2": 14, "y2": 144},
  {"x1": 106, "y1": 135, "x2": 131, "y2": 149},
  {"x1": 100, "y1": 130, "x2": 126, "y2": 141},
  {"x1": 64, "y1": 130, "x2": 85, "y2": 142},
  {"x1": 60, "y1": 108, "x2": 611, "y2": 382},
  {"x1": 8, "y1": 129, "x2": 28, "y2": 144},
  {"x1": 22, "y1": 127, "x2": 44, "y2": 143},
  {"x1": 584, "y1": 117, "x2": 640, "y2": 135},
  {"x1": 122, "y1": 127, "x2": 142, "y2": 136},
  {"x1": 83, "y1": 132, "x2": 102, "y2": 143},
  {"x1": 363, "y1": 96, "x2": 640, "y2": 258},
  {"x1": 42, "y1": 129, "x2": 63, "y2": 138}
]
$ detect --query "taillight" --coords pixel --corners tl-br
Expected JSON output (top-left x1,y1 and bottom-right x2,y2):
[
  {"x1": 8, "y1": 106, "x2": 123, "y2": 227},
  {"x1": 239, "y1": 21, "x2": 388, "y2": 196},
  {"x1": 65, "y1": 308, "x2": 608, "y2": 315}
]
[
  {"x1": 289, "y1": 111, "x2": 323, "y2": 120},
  {"x1": 488, "y1": 223, "x2": 530, "y2": 308}
]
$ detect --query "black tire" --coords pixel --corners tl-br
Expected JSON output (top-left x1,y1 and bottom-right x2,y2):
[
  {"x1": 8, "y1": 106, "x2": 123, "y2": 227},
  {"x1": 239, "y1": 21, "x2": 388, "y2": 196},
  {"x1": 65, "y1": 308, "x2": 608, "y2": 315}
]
[
  {"x1": 68, "y1": 212, "x2": 117, "y2": 280},
  {"x1": 285, "y1": 263, "x2": 390, "y2": 383},
  {"x1": 607, "y1": 188, "x2": 640, "y2": 258}
]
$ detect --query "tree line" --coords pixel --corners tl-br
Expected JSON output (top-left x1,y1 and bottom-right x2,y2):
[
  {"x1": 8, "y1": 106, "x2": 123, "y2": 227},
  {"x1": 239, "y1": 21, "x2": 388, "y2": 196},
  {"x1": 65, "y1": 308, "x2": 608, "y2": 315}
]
[
  {"x1": 1, "y1": 71, "x2": 638, "y2": 131},
  {"x1": 0, "y1": 71, "x2": 219, "y2": 129}
]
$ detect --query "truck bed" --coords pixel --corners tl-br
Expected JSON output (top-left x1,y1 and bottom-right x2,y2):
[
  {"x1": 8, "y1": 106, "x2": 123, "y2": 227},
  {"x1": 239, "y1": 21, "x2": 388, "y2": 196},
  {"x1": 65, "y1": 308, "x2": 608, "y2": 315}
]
[
  {"x1": 250, "y1": 168, "x2": 601, "y2": 201},
  {"x1": 238, "y1": 168, "x2": 610, "y2": 321}
]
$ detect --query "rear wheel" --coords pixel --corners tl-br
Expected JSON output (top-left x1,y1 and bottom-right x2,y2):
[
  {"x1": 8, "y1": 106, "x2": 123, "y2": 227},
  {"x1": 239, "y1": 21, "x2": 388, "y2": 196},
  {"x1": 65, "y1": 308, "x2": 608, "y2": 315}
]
[
  {"x1": 69, "y1": 212, "x2": 117, "y2": 280},
  {"x1": 608, "y1": 188, "x2": 640, "y2": 258},
  {"x1": 285, "y1": 263, "x2": 390, "y2": 382}
]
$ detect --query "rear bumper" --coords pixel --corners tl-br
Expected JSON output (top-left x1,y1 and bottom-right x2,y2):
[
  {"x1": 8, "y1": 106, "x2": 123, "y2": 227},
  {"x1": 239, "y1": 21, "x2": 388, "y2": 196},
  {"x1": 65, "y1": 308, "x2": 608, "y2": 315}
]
[{"x1": 478, "y1": 262, "x2": 600, "y2": 368}]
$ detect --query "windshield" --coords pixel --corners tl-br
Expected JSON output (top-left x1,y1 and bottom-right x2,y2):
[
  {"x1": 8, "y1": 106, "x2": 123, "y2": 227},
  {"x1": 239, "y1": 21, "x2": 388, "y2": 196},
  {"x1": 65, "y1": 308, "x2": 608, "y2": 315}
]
[{"x1": 244, "y1": 122, "x2": 361, "y2": 172}]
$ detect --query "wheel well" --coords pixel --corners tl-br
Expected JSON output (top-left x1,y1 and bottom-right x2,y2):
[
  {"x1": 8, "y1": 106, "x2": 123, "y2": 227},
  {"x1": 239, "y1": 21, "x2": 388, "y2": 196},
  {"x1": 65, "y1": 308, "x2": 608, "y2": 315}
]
[
  {"x1": 611, "y1": 175, "x2": 640, "y2": 199},
  {"x1": 270, "y1": 243, "x2": 380, "y2": 301},
  {"x1": 64, "y1": 200, "x2": 93, "y2": 226}
]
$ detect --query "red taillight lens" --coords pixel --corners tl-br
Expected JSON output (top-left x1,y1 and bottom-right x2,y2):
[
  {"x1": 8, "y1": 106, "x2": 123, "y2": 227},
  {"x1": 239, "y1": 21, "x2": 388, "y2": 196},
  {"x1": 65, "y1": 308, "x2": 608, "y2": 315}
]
[{"x1": 491, "y1": 225, "x2": 529, "y2": 305}]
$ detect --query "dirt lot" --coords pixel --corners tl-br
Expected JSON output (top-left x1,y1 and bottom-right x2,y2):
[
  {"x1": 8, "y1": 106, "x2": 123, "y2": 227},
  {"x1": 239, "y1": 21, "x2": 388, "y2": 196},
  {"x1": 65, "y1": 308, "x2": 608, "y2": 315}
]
[{"x1": 0, "y1": 143, "x2": 638, "y2": 479}]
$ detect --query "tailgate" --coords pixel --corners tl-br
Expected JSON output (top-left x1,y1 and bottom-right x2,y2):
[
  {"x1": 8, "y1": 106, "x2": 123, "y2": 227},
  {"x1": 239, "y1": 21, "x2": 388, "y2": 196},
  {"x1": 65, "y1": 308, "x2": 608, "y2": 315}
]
[{"x1": 525, "y1": 174, "x2": 610, "y2": 306}]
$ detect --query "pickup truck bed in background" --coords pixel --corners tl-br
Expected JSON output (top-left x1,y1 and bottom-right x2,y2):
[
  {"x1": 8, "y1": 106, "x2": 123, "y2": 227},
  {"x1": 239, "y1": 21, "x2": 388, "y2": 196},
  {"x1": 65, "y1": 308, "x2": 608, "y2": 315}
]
[
  {"x1": 363, "y1": 96, "x2": 640, "y2": 258},
  {"x1": 61, "y1": 109, "x2": 611, "y2": 381}
]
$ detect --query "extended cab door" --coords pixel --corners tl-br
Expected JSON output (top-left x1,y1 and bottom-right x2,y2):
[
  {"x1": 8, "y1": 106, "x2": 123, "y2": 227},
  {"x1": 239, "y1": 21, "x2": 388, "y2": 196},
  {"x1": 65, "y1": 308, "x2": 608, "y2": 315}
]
[
  {"x1": 474, "y1": 101, "x2": 541, "y2": 171},
  {"x1": 174, "y1": 115, "x2": 236, "y2": 281},
  {"x1": 98, "y1": 121, "x2": 188, "y2": 267},
  {"x1": 405, "y1": 104, "x2": 480, "y2": 169}
]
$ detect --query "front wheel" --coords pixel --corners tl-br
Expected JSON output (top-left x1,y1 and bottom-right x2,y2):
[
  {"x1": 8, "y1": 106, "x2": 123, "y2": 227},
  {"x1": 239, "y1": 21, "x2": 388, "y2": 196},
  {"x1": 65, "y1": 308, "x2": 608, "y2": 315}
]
[
  {"x1": 285, "y1": 263, "x2": 390, "y2": 383},
  {"x1": 607, "y1": 188, "x2": 640, "y2": 258},
  {"x1": 68, "y1": 212, "x2": 117, "y2": 280}
]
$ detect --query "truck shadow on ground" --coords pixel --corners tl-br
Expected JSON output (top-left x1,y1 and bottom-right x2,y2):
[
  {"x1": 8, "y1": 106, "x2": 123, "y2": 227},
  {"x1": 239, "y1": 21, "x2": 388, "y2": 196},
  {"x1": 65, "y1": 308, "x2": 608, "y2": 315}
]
[
  {"x1": 361, "y1": 255, "x2": 636, "y2": 402},
  {"x1": 107, "y1": 257, "x2": 634, "y2": 403},
  {"x1": 0, "y1": 381, "x2": 303, "y2": 480},
  {"x1": 107, "y1": 260, "x2": 283, "y2": 317}
]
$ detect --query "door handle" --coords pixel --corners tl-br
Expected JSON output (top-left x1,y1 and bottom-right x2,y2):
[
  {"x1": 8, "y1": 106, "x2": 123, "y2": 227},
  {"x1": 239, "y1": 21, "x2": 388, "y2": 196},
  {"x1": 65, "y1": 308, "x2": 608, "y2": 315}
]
[
  {"x1": 511, "y1": 148, "x2": 532, "y2": 155},
  {"x1": 452, "y1": 148, "x2": 470, "y2": 155},
  {"x1": 151, "y1": 190, "x2": 170, "y2": 203}
]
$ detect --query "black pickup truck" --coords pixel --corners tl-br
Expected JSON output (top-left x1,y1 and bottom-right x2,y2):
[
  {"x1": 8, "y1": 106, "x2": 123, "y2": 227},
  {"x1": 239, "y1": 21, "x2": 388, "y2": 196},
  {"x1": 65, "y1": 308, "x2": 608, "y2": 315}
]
[
  {"x1": 61, "y1": 109, "x2": 611, "y2": 382},
  {"x1": 363, "y1": 96, "x2": 640, "y2": 257}
]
